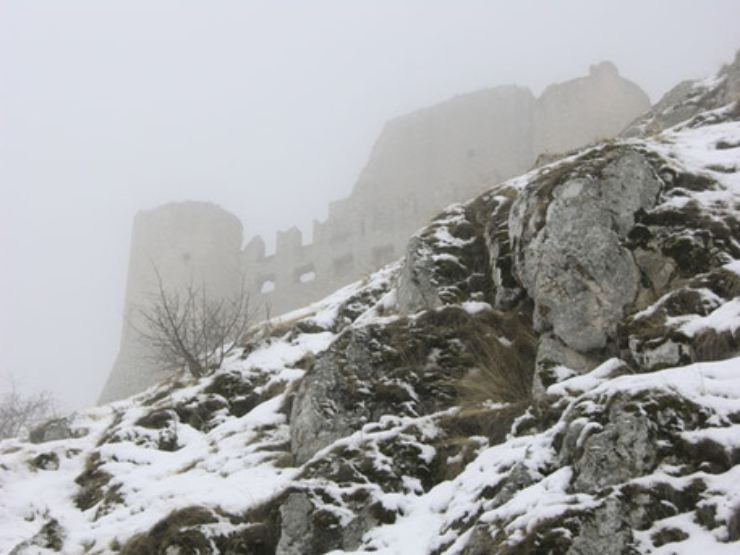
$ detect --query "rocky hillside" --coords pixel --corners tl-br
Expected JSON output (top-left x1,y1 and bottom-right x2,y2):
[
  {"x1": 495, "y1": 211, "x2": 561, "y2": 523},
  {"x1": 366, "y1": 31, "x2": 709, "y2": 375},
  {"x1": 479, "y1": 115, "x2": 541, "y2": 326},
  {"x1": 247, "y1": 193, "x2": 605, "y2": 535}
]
[{"x1": 1, "y1": 54, "x2": 739, "y2": 554}]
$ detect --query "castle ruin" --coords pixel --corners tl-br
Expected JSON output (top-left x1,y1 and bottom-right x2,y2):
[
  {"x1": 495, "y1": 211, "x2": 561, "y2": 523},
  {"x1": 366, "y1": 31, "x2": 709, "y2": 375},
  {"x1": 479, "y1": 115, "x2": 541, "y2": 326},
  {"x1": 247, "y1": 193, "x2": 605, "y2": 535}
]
[{"x1": 99, "y1": 62, "x2": 650, "y2": 402}]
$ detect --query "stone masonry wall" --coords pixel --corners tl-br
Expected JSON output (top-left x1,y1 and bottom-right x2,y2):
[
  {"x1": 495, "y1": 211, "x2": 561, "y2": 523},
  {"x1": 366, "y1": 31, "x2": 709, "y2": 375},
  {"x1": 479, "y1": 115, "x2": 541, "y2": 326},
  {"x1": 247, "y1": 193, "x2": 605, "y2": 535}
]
[{"x1": 243, "y1": 63, "x2": 649, "y2": 317}]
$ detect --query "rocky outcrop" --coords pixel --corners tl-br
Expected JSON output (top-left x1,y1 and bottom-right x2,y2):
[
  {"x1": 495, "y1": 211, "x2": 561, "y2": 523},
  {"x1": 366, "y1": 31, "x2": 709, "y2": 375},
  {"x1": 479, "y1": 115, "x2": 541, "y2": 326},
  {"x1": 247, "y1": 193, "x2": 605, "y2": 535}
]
[
  {"x1": 397, "y1": 202, "x2": 493, "y2": 313},
  {"x1": 3, "y1": 52, "x2": 740, "y2": 555},
  {"x1": 274, "y1": 56, "x2": 738, "y2": 553},
  {"x1": 623, "y1": 48, "x2": 740, "y2": 137},
  {"x1": 29, "y1": 417, "x2": 86, "y2": 444},
  {"x1": 290, "y1": 306, "x2": 525, "y2": 464},
  {"x1": 510, "y1": 148, "x2": 662, "y2": 353}
]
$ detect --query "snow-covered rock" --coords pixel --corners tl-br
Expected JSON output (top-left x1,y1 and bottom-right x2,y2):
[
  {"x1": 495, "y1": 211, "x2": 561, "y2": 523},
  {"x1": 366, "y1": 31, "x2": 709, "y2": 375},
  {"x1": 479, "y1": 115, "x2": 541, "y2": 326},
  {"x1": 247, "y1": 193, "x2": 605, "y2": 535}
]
[
  {"x1": 623, "y1": 49, "x2": 740, "y2": 138},
  {"x1": 510, "y1": 148, "x2": 662, "y2": 352}
]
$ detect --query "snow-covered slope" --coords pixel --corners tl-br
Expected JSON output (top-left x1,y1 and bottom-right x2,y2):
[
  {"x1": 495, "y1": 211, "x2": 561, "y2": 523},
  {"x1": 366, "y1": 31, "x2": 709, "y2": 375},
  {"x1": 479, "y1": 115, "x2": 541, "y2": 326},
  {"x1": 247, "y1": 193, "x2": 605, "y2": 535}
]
[{"x1": 1, "y1": 55, "x2": 739, "y2": 554}]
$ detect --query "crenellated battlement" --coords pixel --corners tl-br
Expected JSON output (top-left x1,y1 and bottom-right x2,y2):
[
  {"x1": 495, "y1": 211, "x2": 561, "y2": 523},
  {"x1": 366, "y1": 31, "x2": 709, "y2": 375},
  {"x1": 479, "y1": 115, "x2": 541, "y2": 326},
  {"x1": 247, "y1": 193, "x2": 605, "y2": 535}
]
[{"x1": 241, "y1": 202, "x2": 401, "y2": 315}]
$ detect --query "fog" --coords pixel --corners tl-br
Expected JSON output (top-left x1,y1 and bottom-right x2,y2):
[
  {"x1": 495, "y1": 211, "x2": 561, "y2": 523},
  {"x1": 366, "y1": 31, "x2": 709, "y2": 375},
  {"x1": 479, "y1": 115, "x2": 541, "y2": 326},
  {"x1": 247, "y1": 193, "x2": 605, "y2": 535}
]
[{"x1": 1, "y1": 0, "x2": 738, "y2": 411}]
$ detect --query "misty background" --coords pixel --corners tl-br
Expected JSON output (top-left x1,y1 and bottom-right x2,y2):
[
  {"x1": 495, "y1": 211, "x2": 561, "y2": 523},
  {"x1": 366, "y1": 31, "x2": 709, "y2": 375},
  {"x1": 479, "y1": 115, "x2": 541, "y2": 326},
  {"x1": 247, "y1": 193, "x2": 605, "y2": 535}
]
[{"x1": 1, "y1": 0, "x2": 739, "y2": 412}]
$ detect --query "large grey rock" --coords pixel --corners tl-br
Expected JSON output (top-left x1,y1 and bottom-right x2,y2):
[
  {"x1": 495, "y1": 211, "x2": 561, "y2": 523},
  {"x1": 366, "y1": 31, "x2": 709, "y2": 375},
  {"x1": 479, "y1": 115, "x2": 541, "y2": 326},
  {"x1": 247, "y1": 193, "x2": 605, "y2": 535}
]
[
  {"x1": 29, "y1": 417, "x2": 86, "y2": 444},
  {"x1": 290, "y1": 307, "x2": 495, "y2": 463},
  {"x1": 397, "y1": 203, "x2": 491, "y2": 314},
  {"x1": 276, "y1": 489, "x2": 386, "y2": 555},
  {"x1": 574, "y1": 403, "x2": 657, "y2": 492},
  {"x1": 510, "y1": 149, "x2": 662, "y2": 352},
  {"x1": 289, "y1": 322, "x2": 409, "y2": 464},
  {"x1": 276, "y1": 493, "x2": 322, "y2": 555},
  {"x1": 397, "y1": 234, "x2": 444, "y2": 313},
  {"x1": 482, "y1": 189, "x2": 526, "y2": 310},
  {"x1": 289, "y1": 332, "x2": 363, "y2": 464},
  {"x1": 561, "y1": 399, "x2": 657, "y2": 493},
  {"x1": 533, "y1": 332, "x2": 598, "y2": 393},
  {"x1": 567, "y1": 498, "x2": 632, "y2": 555}
]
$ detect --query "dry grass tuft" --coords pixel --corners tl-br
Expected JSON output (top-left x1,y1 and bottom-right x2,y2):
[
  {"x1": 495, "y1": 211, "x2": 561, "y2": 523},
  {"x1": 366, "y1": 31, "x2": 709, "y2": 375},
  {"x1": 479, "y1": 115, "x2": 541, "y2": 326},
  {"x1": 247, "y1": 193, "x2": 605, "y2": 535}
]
[{"x1": 455, "y1": 312, "x2": 536, "y2": 405}]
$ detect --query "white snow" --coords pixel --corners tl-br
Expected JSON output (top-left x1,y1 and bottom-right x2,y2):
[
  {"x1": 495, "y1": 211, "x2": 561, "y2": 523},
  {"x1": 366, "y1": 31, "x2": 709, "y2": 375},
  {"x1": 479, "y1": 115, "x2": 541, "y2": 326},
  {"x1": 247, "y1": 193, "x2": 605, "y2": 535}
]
[
  {"x1": 0, "y1": 309, "x2": 341, "y2": 553},
  {"x1": 260, "y1": 279, "x2": 275, "y2": 293},
  {"x1": 650, "y1": 117, "x2": 740, "y2": 200},
  {"x1": 678, "y1": 297, "x2": 740, "y2": 337}
]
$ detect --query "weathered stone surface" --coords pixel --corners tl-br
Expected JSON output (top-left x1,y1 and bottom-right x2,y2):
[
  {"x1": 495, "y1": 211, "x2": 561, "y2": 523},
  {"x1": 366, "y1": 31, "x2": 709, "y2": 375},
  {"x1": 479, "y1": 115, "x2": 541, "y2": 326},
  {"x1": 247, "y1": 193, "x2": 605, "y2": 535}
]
[
  {"x1": 629, "y1": 337, "x2": 690, "y2": 370},
  {"x1": 623, "y1": 266, "x2": 740, "y2": 371},
  {"x1": 570, "y1": 401, "x2": 657, "y2": 493},
  {"x1": 9, "y1": 520, "x2": 64, "y2": 555},
  {"x1": 290, "y1": 300, "x2": 536, "y2": 464},
  {"x1": 30, "y1": 451, "x2": 60, "y2": 471},
  {"x1": 397, "y1": 203, "x2": 492, "y2": 314},
  {"x1": 397, "y1": 235, "x2": 445, "y2": 313},
  {"x1": 510, "y1": 149, "x2": 662, "y2": 352},
  {"x1": 276, "y1": 488, "x2": 393, "y2": 555},
  {"x1": 290, "y1": 308, "x2": 487, "y2": 463},
  {"x1": 632, "y1": 247, "x2": 676, "y2": 294},
  {"x1": 534, "y1": 332, "x2": 598, "y2": 393},
  {"x1": 567, "y1": 498, "x2": 632, "y2": 555},
  {"x1": 29, "y1": 417, "x2": 86, "y2": 444},
  {"x1": 288, "y1": 330, "x2": 363, "y2": 464},
  {"x1": 483, "y1": 188, "x2": 526, "y2": 310},
  {"x1": 276, "y1": 493, "x2": 324, "y2": 555}
]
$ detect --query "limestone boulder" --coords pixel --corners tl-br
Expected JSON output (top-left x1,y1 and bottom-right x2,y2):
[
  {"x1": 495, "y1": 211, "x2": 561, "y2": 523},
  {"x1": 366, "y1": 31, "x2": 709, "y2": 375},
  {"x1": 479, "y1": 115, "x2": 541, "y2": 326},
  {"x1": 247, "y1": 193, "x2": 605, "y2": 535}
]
[
  {"x1": 397, "y1": 203, "x2": 492, "y2": 314},
  {"x1": 509, "y1": 147, "x2": 662, "y2": 352}
]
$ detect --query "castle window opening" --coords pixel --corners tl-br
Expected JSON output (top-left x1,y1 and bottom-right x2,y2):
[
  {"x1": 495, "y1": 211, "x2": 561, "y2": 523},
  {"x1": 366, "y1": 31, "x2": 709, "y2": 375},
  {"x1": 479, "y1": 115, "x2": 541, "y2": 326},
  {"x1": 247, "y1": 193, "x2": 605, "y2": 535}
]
[
  {"x1": 259, "y1": 278, "x2": 276, "y2": 294},
  {"x1": 293, "y1": 263, "x2": 317, "y2": 284}
]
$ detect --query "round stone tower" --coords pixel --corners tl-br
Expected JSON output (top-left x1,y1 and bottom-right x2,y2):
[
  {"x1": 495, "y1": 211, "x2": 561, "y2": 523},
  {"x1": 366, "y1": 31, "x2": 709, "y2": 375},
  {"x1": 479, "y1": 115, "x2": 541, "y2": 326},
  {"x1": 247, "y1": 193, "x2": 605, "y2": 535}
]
[{"x1": 99, "y1": 201, "x2": 243, "y2": 403}]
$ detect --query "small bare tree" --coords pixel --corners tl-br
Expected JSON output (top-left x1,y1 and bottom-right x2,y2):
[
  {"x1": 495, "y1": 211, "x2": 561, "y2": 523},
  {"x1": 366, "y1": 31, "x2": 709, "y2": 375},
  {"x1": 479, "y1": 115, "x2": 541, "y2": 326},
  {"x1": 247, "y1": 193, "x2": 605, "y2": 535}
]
[
  {"x1": 0, "y1": 383, "x2": 56, "y2": 440},
  {"x1": 136, "y1": 269, "x2": 254, "y2": 379}
]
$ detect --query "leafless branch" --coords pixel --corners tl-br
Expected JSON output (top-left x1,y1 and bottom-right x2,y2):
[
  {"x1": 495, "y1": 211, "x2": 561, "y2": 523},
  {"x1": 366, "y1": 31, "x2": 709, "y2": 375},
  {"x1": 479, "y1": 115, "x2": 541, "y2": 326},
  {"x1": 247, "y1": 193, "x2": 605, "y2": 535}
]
[
  {"x1": 0, "y1": 380, "x2": 56, "y2": 440},
  {"x1": 134, "y1": 266, "x2": 255, "y2": 379}
]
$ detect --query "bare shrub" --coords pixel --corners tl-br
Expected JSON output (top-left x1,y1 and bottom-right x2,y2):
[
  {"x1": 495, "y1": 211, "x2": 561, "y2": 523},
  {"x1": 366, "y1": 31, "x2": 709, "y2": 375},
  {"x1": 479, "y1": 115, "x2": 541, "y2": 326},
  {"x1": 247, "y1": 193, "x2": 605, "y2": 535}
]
[
  {"x1": 0, "y1": 384, "x2": 56, "y2": 440},
  {"x1": 455, "y1": 313, "x2": 536, "y2": 405},
  {"x1": 136, "y1": 268, "x2": 255, "y2": 379}
]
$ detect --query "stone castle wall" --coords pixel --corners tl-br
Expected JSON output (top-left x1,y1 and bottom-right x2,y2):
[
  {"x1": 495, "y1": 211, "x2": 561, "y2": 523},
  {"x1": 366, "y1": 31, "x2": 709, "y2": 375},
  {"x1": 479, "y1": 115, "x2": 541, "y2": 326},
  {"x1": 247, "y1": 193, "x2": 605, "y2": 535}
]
[
  {"x1": 244, "y1": 63, "x2": 649, "y2": 317},
  {"x1": 100, "y1": 63, "x2": 650, "y2": 402}
]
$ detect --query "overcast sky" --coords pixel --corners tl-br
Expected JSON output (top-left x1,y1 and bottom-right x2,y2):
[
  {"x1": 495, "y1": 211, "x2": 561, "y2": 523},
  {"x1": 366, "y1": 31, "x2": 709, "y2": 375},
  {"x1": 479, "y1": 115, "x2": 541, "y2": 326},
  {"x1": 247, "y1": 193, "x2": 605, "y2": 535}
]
[{"x1": 1, "y1": 0, "x2": 739, "y2": 411}]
